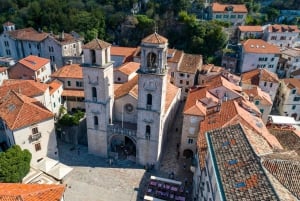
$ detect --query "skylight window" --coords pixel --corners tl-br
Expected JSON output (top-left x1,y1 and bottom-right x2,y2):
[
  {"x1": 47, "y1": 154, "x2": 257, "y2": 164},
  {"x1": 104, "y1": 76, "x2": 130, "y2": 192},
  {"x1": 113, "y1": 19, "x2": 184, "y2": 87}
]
[{"x1": 235, "y1": 182, "x2": 246, "y2": 188}]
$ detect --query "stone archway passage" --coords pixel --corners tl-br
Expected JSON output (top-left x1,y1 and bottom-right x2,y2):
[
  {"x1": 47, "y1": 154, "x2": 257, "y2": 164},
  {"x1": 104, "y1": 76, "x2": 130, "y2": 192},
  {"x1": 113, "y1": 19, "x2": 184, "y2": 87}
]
[
  {"x1": 183, "y1": 149, "x2": 194, "y2": 159},
  {"x1": 110, "y1": 135, "x2": 136, "y2": 161}
]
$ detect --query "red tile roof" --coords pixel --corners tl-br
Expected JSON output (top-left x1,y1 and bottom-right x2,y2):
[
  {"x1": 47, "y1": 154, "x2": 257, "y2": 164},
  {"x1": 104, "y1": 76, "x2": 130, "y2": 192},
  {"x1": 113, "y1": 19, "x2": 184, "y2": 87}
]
[
  {"x1": 8, "y1": 28, "x2": 48, "y2": 42},
  {"x1": 142, "y1": 33, "x2": 168, "y2": 44},
  {"x1": 111, "y1": 46, "x2": 137, "y2": 63},
  {"x1": 178, "y1": 53, "x2": 202, "y2": 74},
  {"x1": 51, "y1": 64, "x2": 82, "y2": 79},
  {"x1": 243, "y1": 86, "x2": 272, "y2": 105},
  {"x1": 48, "y1": 79, "x2": 63, "y2": 95},
  {"x1": 242, "y1": 68, "x2": 279, "y2": 84},
  {"x1": 243, "y1": 39, "x2": 280, "y2": 54},
  {"x1": 0, "y1": 183, "x2": 65, "y2": 201},
  {"x1": 212, "y1": 3, "x2": 248, "y2": 13},
  {"x1": 238, "y1": 26, "x2": 263, "y2": 32},
  {"x1": 115, "y1": 62, "x2": 140, "y2": 76},
  {"x1": 0, "y1": 91, "x2": 53, "y2": 130},
  {"x1": 268, "y1": 24, "x2": 300, "y2": 33},
  {"x1": 18, "y1": 55, "x2": 49, "y2": 71},
  {"x1": 283, "y1": 78, "x2": 300, "y2": 94},
  {"x1": 0, "y1": 79, "x2": 48, "y2": 98},
  {"x1": 62, "y1": 89, "x2": 84, "y2": 97},
  {"x1": 0, "y1": 67, "x2": 8, "y2": 73},
  {"x1": 82, "y1": 38, "x2": 111, "y2": 49}
]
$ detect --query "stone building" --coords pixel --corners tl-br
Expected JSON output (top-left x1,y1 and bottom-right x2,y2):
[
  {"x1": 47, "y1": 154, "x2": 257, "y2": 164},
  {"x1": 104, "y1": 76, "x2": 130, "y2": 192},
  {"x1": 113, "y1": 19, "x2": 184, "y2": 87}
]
[{"x1": 82, "y1": 33, "x2": 181, "y2": 166}]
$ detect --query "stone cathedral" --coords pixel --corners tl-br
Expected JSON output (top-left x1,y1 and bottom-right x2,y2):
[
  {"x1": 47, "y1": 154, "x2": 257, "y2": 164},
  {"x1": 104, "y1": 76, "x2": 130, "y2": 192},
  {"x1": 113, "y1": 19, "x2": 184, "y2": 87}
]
[{"x1": 81, "y1": 33, "x2": 180, "y2": 166}]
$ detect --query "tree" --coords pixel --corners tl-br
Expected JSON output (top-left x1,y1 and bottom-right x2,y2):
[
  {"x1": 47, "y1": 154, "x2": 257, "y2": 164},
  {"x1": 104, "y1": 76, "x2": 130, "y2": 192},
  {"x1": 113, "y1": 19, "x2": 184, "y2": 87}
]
[{"x1": 0, "y1": 145, "x2": 31, "y2": 183}]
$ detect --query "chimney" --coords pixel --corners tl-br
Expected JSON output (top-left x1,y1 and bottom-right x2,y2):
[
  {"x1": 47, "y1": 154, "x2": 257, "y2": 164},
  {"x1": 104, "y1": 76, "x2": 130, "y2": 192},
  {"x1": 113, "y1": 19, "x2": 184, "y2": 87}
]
[
  {"x1": 60, "y1": 31, "x2": 65, "y2": 41},
  {"x1": 68, "y1": 60, "x2": 73, "y2": 65}
]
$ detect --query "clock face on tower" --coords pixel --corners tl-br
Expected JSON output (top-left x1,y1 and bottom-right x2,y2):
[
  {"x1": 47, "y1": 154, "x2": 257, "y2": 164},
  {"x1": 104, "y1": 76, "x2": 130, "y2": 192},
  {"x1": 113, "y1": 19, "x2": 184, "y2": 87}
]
[{"x1": 125, "y1": 103, "x2": 134, "y2": 113}]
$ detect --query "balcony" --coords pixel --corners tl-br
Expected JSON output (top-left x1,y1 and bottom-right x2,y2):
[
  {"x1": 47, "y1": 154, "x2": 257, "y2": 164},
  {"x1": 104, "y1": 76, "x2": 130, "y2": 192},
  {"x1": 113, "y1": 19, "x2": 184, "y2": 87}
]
[
  {"x1": 29, "y1": 133, "x2": 42, "y2": 142},
  {"x1": 107, "y1": 122, "x2": 137, "y2": 138}
]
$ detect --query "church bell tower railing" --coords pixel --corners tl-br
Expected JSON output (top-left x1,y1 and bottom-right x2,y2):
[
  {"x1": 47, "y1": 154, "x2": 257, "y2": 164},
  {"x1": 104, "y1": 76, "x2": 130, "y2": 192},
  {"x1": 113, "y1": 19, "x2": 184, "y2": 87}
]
[{"x1": 107, "y1": 124, "x2": 137, "y2": 138}]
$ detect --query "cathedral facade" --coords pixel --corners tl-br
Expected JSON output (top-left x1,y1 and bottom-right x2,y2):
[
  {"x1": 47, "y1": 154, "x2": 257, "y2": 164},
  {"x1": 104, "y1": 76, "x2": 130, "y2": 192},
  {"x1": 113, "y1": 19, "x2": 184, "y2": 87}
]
[{"x1": 82, "y1": 33, "x2": 180, "y2": 166}]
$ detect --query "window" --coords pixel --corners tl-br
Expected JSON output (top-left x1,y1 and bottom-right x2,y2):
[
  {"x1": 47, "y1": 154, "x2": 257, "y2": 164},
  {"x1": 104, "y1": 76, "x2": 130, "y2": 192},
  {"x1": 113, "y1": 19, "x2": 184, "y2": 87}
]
[
  {"x1": 271, "y1": 57, "x2": 274, "y2": 61},
  {"x1": 292, "y1": 105, "x2": 296, "y2": 110},
  {"x1": 271, "y1": 36, "x2": 277, "y2": 40},
  {"x1": 187, "y1": 74, "x2": 190, "y2": 78},
  {"x1": 185, "y1": 88, "x2": 189, "y2": 93},
  {"x1": 255, "y1": 100, "x2": 259, "y2": 105},
  {"x1": 29, "y1": 43, "x2": 31, "y2": 48},
  {"x1": 180, "y1": 73, "x2": 184, "y2": 77},
  {"x1": 270, "y1": 83, "x2": 273, "y2": 87},
  {"x1": 264, "y1": 57, "x2": 268, "y2": 61},
  {"x1": 206, "y1": 182, "x2": 210, "y2": 192},
  {"x1": 147, "y1": 52, "x2": 157, "y2": 68},
  {"x1": 260, "y1": 109, "x2": 264, "y2": 113},
  {"x1": 230, "y1": 15, "x2": 236, "y2": 18},
  {"x1": 264, "y1": 82, "x2": 267, "y2": 86},
  {"x1": 73, "y1": 44, "x2": 76, "y2": 48},
  {"x1": 92, "y1": 87, "x2": 97, "y2": 101},
  {"x1": 6, "y1": 49, "x2": 11, "y2": 55},
  {"x1": 280, "y1": 36, "x2": 286, "y2": 40},
  {"x1": 146, "y1": 125, "x2": 151, "y2": 140},
  {"x1": 37, "y1": 44, "x2": 40, "y2": 49},
  {"x1": 268, "y1": 65, "x2": 273, "y2": 68},
  {"x1": 35, "y1": 143, "x2": 41, "y2": 151},
  {"x1": 125, "y1": 103, "x2": 134, "y2": 113},
  {"x1": 293, "y1": 97, "x2": 300, "y2": 101},
  {"x1": 186, "y1": 81, "x2": 189, "y2": 85},
  {"x1": 94, "y1": 116, "x2": 98, "y2": 125},
  {"x1": 223, "y1": 15, "x2": 229, "y2": 18},
  {"x1": 171, "y1": 72, "x2": 174, "y2": 77},
  {"x1": 216, "y1": 14, "x2": 222, "y2": 19},
  {"x1": 67, "y1": 81, "x2": 71, "y2": 86},
  {"x1": 188, "y1": 138, "x2": 193, "y2": 144},
  {"x1": 238, "y1": 15, "x2": 243, "y2": 18},
  {"x1": 53, "y1": 102, "x2": 56, "y2": 108},
  {"x1": 292, "y1": 89, "x2": 296, "y2": 94},
  {"x1": 180, "y1": 80, "x2": 183, "y2": 84},
  {"x1": 147, "y1": 94, "x2": 152, "y2": 110},
  {"x1": 32, "y1": 127, "x2": 39, "y2": 134},
  {"x1": 4, "y1": 41, "x2": 9, "y2": 47},
  {"x1": 76, "y1": 81, "x2": 83, "y2": 87}
]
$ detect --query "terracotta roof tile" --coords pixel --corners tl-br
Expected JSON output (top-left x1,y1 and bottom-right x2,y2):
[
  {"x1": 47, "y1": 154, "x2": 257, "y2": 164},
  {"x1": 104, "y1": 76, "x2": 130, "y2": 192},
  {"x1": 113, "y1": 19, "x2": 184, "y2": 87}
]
[
  {"x1": 51, "y1": 64, "x2": 82, "y2": 79},
  {"x1": 0, "y1": 67, "x2": 8, "y2": 73},
  {"x1": 0, "y1": 183, "x2": 65, "y2": 201},
  {"x1": 238, "y1": 26, "x2": 263, "y2": 32},
  {"x1": 62, "y1": 89, "x2": 84, "y2": 97},
  {"x1": 243, "y1": 86, "x2": 272, "y2": 105},
  {"x1": 206, "y1": 124, "x2": 279, "y2": 201},
  {"x1": 3, "y1": 21, "x2": 14, "y2": 26},
  {"x1": 281, "y1": 48, "x2": 300, "y2": 57},
  {"x1": 142, "y1": 33, "x2": 168, "y2": 44},
  {"x1": 114, "y1": 75, "x2": 139, "y2": 99},
  {"x1": 48, "y1": 79, "x2": 63, "y2": 95},
  {"x1": 268, "y1": 24, "x2": 300, "y2": 33},
  {"x1": 164, "y1": 80, "x2": 180, "y2": 112},
  {"x1": 178, "y1": 53, "x2": 202, "y2": 73},
  {"x1": 115, "y1": 62, "x2": 140, "y2": 76},
  {"x1": 8, "y1": 28, "x2": 48, "y2": 42},
  {"x1": 82, "y1": 38, "x2": 111, "y2": 49},
  {"x1": 0, "y1": 79, "x2": 48, "y2": 98},
  {"x1": 50, "y1": 32, "x2": 80, "y2": 45},
  {"x1": 18, "y1": 55, "x2": 49, "y2": 71},
  {"x1": 111, "y1": 46, "x2": 137, "y2": 63},
  {"x1": 262, "y1": 158, "x2": 300, "y2": 199},
  {"x1": 168, "y1": 50, "x2": 184, "y2": 63},
  {"x1": 0, "y1": 91, "x2": 53, "y2": 130},
  {"x1": 283, "y1": 78, "x2": 300, "y2": 94},
  {"x1": 243, "y1": 39, "x2": 280, "y2": 54},
  {"x1": 212, "y1": 3, "x2": 248, "y2": 13},
  {"x1": 242, "y1": 69, "x2": 279, "y2": 84}
]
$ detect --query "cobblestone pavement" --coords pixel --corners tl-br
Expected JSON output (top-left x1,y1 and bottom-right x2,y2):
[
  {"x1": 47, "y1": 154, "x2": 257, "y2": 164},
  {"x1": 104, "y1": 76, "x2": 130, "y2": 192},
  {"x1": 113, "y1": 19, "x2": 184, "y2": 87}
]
[
  {"x1": 58, "y1": 101, "x2": 193, "y2": 201},
  {"x1": 158, "y1": 101, "x2": 194, "y2": 201}
]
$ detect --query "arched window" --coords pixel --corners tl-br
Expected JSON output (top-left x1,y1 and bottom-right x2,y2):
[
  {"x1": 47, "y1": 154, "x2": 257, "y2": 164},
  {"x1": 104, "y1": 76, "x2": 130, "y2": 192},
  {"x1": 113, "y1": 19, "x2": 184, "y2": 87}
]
[
  {"x1": 147, "y1": 52, "x2": 157, "y2": 69},
  {"x1": 146, "y1": 94, "x2": 152, "y2": 109},
  {"x1": 94, "y1": 116, "x2": 98, "y2": 126},
  {"x1": 92, "y1": 87, "x2": 97, "y2": 101},
  {"x1": 146, "y1": 125, "x2": 151, "y2": 140},
  {"x1": 91, "y1": 50, "x2": 96, "y2": 64}
]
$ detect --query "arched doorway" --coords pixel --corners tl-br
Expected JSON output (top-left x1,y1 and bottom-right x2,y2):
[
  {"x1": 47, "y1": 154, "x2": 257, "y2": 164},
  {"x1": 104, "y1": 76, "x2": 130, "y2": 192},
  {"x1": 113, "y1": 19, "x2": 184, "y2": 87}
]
[
  {"x1": 183, "y1": 149, "x2": 194, "y2": 159},
  {"x1": 110, "y1": 135, "x2": 136, "y2": 161}
]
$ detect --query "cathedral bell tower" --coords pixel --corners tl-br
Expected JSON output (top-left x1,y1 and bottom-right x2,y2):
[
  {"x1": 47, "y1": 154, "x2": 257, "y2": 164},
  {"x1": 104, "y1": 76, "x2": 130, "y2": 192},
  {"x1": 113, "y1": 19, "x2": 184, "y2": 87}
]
[
  {"x1": 136, "y1": 32, "x2": 168, "y2": 166},
  {"x1": 81, "y1": 39, "x2": 114, "y2": 157}
]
